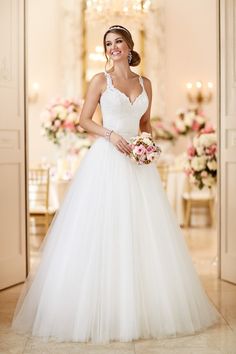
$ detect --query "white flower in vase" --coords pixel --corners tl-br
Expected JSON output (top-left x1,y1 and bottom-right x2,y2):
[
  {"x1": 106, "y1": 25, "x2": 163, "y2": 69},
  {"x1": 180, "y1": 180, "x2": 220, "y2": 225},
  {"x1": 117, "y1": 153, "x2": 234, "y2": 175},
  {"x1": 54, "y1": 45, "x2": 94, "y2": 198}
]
[
  {"x1": 207, "y1": 159, "x2": 217, "y2": 171},
  {"x1": 184, "y1": 112, "x2": 195, "y2": 127},
  {"x1": 191, "y1": 156, "x2": 206, "y2": 171}
]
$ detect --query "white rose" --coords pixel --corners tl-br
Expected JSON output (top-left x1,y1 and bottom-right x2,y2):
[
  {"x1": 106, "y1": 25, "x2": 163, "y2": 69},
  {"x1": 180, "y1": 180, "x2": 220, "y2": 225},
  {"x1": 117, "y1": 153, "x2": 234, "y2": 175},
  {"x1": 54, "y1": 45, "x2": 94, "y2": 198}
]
[
  {"x1": 83, "y1": 138, "x2": 91, "y2": 148},
  {"x1": 59, "y1": 108, "x2": 67, "y2": 120},
  {"x1": 147, "y1": 153, "x2": 155, "y2": 160},
  {"x1": 143, "y1": 137, "x2": 152, "y2": 145},
  {"x1": 193, "y1": 136, "x2": 200, "y2": 148},
  {"x1": 54, "y1": 120, "x2": 61, "y2": 128},
  {"x1": 54, "y1": 105, "x2": 64, "y2": 113},
  {"x1": 184, "y1": 112, "x2": 195, "y2": 127},
  {"x1": 199, "y1": 133, "x2": 216, "y2": 147},
  {"x1": 191, "y1": 156, "x2": 206, "y2": 171},
  {"x1": 196, "y1": 146, "x2": 204, "y2": 155},
  {"x1": 189, "y1": 174, "x2": 197, "y2": 184},
  {"x1": 141, "y1": 132, "x2": 151, "y2": 138},
  {"x1": 207, "y1": 159, "x2": 217, "y2": 171},
  {"x1": 175, "y1": 119, "x2": 186, "y2": 132},
  {"x1": 203, "y1": 175, "x2": 215, "y2": 187},
  {"x1": 44, "y1": 120, "x2": 52, "y2": 128},
  {"x1": 67, "y1": 112, "x2": 77, "y2": 122},
  {"x1": 195, "y1": 115, "x2": 205, "y2": 125}
]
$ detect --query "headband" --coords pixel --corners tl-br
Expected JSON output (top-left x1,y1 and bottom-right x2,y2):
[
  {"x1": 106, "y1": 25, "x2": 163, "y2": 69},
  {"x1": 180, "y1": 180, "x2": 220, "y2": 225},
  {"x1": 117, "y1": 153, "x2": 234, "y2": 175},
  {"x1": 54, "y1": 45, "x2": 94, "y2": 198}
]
[{"x1": 107, "y1": 26, "x2": 130, "y2": 35}]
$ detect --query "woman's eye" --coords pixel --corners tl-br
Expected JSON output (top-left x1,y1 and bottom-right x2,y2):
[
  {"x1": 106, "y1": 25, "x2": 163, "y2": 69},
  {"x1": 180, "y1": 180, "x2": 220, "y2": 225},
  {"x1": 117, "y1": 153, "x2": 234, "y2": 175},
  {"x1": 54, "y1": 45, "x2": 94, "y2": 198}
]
[{"x1": 116, "y1": 40, "x2": 122, "y2": 43}]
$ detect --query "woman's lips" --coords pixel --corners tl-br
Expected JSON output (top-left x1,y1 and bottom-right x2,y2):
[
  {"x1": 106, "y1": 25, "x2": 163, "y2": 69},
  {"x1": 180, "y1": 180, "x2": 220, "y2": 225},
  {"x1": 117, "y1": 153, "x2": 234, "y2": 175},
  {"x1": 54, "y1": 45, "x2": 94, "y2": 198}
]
[{"x1": 111, "y1": 51, "x2": 121, "y2": 56}]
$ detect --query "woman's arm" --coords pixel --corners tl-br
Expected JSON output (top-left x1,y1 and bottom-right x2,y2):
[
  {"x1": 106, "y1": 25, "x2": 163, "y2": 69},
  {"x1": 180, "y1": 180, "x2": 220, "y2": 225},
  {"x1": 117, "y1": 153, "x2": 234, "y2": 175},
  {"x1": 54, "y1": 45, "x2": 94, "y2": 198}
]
[
  {"x1": 139, "y1": 77, "x2": 153, "y2": 136},
  {"x1": 79, "y1": 73, "x2": 108, "y2": 137},
  {"x1": 79, "y1": 73, "x2": 132, "y2": 155}
]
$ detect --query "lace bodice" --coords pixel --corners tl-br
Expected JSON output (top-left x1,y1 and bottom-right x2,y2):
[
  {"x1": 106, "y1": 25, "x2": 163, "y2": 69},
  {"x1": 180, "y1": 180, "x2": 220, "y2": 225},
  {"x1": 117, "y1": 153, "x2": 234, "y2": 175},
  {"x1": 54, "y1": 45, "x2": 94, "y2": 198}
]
[{"x1": 100, "y1": 71, "x2": 149, "y2": 139}]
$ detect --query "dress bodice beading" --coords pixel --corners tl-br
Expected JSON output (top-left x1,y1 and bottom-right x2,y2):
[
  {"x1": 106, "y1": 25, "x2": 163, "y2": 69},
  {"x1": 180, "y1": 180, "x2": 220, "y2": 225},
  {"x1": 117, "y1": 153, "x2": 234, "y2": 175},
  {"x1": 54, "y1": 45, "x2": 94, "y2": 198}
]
[{"x1": 100, "y1": 71, "x2": 149, "y2": 140}]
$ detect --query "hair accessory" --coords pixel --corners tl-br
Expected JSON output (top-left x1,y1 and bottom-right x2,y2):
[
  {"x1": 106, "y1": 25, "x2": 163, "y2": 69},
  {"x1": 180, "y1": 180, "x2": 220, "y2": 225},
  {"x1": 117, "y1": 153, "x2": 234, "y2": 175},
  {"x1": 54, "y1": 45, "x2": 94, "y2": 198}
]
[
  {"x1": 108, "y1": 26, "x2": 130, "y2": 35},
  {"x1": 128, "y1": 51, "x2": 132, "y2": 64}
]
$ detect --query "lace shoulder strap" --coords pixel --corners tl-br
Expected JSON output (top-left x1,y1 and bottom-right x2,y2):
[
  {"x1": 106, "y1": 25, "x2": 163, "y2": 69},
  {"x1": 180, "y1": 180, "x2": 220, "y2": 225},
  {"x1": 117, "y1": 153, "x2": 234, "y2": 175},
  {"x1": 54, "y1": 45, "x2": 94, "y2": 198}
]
[
  {"x1": 104, "y1": 71, "x2": 113, "y2": 88},
  {"x1": 139, "y1": 75, "x2": 144, "y2": 88}
]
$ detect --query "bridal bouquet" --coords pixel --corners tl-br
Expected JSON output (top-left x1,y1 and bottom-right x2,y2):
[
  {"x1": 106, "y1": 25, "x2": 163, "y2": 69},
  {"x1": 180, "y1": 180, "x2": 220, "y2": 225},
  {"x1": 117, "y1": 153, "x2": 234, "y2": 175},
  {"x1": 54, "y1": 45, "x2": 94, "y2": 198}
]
[
  {"x1": 40, "y1": 97, "x2": 84, "y2": 146},
  {"x1": 184, "y1": 124, "x2": 217, "y2": 189},
  {"x1": 129, "y1": 132, "x2": 161, "y2": 165}
]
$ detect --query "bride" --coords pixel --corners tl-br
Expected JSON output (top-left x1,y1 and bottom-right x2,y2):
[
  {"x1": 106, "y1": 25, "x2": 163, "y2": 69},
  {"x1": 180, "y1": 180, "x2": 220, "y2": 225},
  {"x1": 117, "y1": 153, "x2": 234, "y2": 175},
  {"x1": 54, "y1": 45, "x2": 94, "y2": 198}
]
[{"x1": 11, "y1": 25, "x2": 220, "y2": 344}]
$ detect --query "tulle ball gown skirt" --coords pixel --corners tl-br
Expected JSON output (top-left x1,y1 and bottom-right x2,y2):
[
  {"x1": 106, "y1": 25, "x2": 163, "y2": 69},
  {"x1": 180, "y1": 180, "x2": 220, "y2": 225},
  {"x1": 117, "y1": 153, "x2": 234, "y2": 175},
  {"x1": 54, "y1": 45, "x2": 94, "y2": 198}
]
[{"x1": 11, "y1": 137, "x2": 220, "y2": 344}]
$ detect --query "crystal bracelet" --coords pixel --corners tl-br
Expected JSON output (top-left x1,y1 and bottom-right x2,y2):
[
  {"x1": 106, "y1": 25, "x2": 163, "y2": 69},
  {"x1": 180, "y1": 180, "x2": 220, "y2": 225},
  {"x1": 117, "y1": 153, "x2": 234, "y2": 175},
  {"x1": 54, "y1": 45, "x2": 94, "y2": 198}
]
[{"x1": 105, "y1": 129, "x2": 113, "y2": 141}]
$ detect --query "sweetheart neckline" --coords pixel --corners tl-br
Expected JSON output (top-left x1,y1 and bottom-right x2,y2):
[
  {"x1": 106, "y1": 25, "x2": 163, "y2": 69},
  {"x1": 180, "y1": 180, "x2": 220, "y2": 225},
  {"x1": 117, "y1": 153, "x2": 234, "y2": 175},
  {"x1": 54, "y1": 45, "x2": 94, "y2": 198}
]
[
  {"x1": 100, "y1": 86, "x2": 147, "y2": 106},
  {"x1": 111, "y1": 85, "x2": 145, "y2": 105},
  {"x1": 104, "y1": 72, "x2": 146, "y2": 106}
]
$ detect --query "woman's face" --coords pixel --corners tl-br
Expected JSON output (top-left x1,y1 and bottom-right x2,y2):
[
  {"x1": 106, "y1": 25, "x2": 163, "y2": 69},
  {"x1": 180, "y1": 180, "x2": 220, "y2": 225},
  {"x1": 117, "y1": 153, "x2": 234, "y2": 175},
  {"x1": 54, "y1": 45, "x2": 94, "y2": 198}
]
[{"x1": 105, "y1": 32, "x2": 130, "y2": 62}]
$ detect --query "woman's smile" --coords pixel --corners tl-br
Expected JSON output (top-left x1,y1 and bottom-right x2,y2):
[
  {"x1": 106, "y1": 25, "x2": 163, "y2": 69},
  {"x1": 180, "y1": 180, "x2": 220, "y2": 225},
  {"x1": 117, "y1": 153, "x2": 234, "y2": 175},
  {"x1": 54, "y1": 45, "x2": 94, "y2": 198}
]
[{"x1": 105, "y1": 33, "x2": 129, "y2": 60}]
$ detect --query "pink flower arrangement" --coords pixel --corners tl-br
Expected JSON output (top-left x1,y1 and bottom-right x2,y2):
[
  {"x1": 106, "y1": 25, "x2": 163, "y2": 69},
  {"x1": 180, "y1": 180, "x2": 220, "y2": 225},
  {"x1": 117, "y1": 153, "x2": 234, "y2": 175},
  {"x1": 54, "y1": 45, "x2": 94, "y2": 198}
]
[
  {"x1": 184, "y1": 124, "x2": 217, "y2": 189},
  {"x1": 151, "y1": 117, "x2": 177, "y2": 141},
  {"x1": 40, "y1": 97, "x2": 86, "y2": 145},
  {"x1": 129, "y1": 132, "x2": 161, "y2": 165},
  {"x1": 173, "y1": 107, "x2": 207, "y2": 136}
]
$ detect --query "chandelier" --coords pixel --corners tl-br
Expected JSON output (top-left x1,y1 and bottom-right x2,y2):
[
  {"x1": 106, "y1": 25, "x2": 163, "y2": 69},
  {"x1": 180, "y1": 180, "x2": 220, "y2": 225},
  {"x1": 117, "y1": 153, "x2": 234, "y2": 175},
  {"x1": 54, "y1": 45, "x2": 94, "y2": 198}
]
[{"x1": 85, "y1": 0, "x2": 153, "y2": 22}]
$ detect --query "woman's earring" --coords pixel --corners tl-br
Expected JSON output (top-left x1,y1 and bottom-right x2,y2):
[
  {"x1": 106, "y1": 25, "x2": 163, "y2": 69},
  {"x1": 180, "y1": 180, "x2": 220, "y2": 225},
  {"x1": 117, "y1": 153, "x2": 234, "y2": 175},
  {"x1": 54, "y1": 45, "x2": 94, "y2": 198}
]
[{"x1": 128, "y1": 51, "x2": 132, "y2": 64}]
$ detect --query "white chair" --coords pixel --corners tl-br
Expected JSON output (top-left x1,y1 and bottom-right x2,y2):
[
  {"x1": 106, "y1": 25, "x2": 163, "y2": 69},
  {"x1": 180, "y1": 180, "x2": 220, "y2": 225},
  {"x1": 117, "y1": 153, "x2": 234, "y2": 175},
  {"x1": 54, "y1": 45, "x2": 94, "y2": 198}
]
[{"x1": 182, "y1": 180, "x2": 215, "y2": 228}]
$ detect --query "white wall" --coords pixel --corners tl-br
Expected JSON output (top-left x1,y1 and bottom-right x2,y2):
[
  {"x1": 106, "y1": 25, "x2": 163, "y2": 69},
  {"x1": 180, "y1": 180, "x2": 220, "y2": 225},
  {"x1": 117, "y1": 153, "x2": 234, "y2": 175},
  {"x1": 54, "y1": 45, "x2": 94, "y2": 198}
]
[
  {"x1": 28, "y1": 0, "x2": 63, "y2": 164},
  {"x1": 164, "y1": 0, "x2": 217, "y2": 123}
]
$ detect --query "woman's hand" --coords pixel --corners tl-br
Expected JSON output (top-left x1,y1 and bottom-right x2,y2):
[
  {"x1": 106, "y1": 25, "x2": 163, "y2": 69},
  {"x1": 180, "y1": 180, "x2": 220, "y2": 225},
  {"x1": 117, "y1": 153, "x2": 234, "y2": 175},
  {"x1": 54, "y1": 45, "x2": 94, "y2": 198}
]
[{"x1": 110, "y1": 132, "x2": 132, "y2": 155}]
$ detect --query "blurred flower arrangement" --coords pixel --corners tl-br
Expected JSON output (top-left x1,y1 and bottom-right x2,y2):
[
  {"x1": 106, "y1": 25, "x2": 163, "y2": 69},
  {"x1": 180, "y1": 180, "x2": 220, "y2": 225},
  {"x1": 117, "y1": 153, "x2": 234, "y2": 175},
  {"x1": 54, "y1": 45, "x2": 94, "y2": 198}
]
[
  {"x1": 41, "y1": 97, "x2": 82, "y2": 145},
  {"x1": 40, "y1": 97, "x2": 94, "y2": 152},
  {"x1": 173, "y1": 107, "x2": 207, "y2": 136},
  {"x1": 184, "y1": 124, "x2": 217, "y2": 189},
  {"x1": 151, "y1": 117, "x2": 177, "y2": 141}
]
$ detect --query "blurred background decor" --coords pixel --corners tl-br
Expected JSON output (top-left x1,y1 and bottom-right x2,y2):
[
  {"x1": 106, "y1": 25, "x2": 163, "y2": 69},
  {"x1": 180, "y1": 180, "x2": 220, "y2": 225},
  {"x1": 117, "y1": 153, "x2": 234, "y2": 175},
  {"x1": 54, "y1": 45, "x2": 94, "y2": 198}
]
[
  {"x1": 186, "y1": 80, "x2": 213, "y2": 107},
  {"x1": 40, "y1": 97, "x2": 85, "y2": 146},
  {"x1": 184, "y1": 124, "x2": 217, "y2": 190},
  {"x1": 173, "y1": 107, "x2": 208, "y2": 137}
]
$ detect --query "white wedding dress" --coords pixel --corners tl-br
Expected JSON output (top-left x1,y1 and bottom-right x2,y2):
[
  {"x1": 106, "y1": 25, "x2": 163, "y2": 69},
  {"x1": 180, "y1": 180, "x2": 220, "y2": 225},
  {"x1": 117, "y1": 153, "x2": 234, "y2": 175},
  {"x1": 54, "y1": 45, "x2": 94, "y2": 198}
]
[{"x1": 12, "y1": 72, "x2": 220, "y2": 343}]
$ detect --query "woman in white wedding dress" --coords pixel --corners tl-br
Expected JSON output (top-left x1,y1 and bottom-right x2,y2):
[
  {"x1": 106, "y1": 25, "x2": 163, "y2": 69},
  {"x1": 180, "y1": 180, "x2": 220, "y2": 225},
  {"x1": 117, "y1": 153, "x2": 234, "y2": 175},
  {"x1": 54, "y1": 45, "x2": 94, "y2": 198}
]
[{"x1": 11, "y1": 25, "x2": 220, "y2": 344}]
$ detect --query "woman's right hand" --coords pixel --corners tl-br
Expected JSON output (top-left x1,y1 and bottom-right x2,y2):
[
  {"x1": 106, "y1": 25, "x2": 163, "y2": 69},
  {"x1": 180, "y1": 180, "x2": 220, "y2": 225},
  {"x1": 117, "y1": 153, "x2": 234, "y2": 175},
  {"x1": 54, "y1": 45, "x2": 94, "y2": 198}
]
[{"x1": 109, "y1": 132, "x2": 132, "y2": 156}]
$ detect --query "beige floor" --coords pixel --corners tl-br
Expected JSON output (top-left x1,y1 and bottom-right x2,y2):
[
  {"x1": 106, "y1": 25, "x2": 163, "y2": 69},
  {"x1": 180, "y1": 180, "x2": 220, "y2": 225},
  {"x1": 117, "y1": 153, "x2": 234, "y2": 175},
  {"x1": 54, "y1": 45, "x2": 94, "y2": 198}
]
[{"x1": 1, "y1": 226, "x2": 236, "y2": 354}]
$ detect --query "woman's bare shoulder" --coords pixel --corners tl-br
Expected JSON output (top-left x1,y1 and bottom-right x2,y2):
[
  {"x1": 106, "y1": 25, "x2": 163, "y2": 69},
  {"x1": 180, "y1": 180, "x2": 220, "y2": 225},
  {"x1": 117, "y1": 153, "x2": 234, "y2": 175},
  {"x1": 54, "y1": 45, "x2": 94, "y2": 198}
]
[
  {"x1": 87, "y1": 72, "x2": 107, "y2": 95},
  {"x1": 141, "y1": 76, "x2": 151, "y2": 86},
  {"x1": 90, "y1": 72, "x2": 106, "y2": 83}
]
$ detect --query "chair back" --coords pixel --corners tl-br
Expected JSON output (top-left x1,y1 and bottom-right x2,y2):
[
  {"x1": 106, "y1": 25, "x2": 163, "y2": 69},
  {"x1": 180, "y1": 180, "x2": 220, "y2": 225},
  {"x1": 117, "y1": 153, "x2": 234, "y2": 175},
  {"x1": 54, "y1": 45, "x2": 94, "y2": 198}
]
[
  {"x1": 29, "y1": 168, "x2": 50, "y2": 211},
  {"x1": 157, "y1": 163, "x2": 169, "y2": 190}
]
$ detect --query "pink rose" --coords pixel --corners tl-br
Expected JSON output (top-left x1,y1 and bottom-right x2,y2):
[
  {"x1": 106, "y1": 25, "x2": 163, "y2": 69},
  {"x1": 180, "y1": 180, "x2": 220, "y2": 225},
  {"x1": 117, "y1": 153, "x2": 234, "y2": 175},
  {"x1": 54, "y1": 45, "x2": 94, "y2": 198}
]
[
  {"x1": 147, "y1": 145, "x2": 155, "y2": 152},
  {"x1": 185, "y1": 168, "x2": 193, "y2": 176},
  {"x1": 209, "y1": 143, "x2": 217, "y2": 154},
  {"x1": 201, "y1": 171, "x2": 208, "y2": 177},
  {"x1": 134, "y1": 145, "x2": 146, "y2": 155},
  {"x1": 63, "y1": 122, "x2": 74, "y2": 130},
  {"x1": 192, "y1": 121, "x2": 200, "y2": 132},
  {"x1": 54, "y1": 119, "x2": 61, "y2": 127},
  {"x1": 63, "y1": 99, "x2": 70, "y2": 108},
  {"x1": 201, "y1": 123, "x2": 215, "y2": 134},
  {"x1": 187, "y1": 145, "x2": 196, "y2": 157}
]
